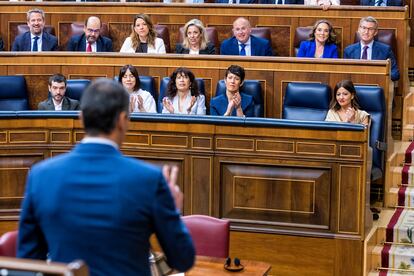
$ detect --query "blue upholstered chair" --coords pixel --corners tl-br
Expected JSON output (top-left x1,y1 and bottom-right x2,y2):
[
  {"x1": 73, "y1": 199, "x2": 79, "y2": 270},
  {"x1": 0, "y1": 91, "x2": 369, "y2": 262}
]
[
  {"x1": 66, "y1": 79, "x2": 91, "y2": 101},
  {"x1": 158, "y1": 77, "x2": 206, "y2": 113},
  {"x1": 0, "y1": 76, "x2": 29, "y2": 110},
  {"x1": 355, "y1": 85, "x2": 386, "y2": 181},
  {"x1": 282, "y1": 82, "x2": 331, "y2": 121},
  {"x1": 214, "y1": 80, "x2": 264, "y2": 117}
]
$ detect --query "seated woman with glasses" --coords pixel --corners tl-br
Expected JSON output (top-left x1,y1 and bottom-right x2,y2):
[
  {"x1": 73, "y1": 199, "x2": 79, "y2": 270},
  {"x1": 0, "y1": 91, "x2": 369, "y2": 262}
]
[
  {"x1": 325, "y1": 80, "x2": 369, "y2": 125},
  {"x1": 176, "y1": 19, "x2": 215, "y2": 55},
  {"x1": 297, "y1": 19, "x2": 338, "y2": 59},
  {"x1": 210, "y1": 65, "x2": 254, "y2": 117},
  {"x1": 162, "y1": 67, "x2": 206, "y2": 115},
  {"x1": 120, "y1": 14, "x2": 166, "y2": 54},
  {"x1": 118, "y1": 64, "x2": 157, "y2": 113}
]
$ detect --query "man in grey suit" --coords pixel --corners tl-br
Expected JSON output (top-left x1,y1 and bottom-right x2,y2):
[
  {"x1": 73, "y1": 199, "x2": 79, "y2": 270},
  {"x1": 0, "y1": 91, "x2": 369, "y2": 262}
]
[{"x1": 38, "y1": 74, "x2": 80, "y2": 110}]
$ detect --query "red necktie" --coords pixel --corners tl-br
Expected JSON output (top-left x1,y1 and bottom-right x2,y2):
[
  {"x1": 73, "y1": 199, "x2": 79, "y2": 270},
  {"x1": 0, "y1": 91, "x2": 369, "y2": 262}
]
[
  {"x1": 361, "y1": 46, "x2": 368, "y2": 60},
  {"x1": 86, "y1": 42, "x2": 92, "y2": 53}
]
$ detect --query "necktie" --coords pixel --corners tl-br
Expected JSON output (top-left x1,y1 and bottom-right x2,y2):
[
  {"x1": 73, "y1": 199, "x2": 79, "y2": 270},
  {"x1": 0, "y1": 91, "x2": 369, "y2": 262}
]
[
  {"x1": 240, "y1": 44, "x2": 246, "y2": 56},
  {"x1": 375, "y1": 0, "x2": 383, "y2": 5},
  {"x1": 86, "y1": 42, "x2": 92, "y2": 52},
  {"x1": 32, "y1": 36, "x2": 39, "y2": 52},
  {"x1": 361, "y1": 45, "x2": 368, "y2": 60}
]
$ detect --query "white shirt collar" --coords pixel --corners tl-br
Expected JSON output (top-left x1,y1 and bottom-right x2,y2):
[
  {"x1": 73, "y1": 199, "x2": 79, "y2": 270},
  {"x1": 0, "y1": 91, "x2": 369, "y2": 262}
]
[
  {"x1": 52, "y1": 99, "x2": 63, "y2": 111},
  {"x1": 81, "y1": 137, "x2": 119, "y2": 149},
  {"x1": 360, "y1": 40, "x2": 374, "y2": 49},
  {"x1": 238, "y1": 37, "x2": 251, "y2": 46}
]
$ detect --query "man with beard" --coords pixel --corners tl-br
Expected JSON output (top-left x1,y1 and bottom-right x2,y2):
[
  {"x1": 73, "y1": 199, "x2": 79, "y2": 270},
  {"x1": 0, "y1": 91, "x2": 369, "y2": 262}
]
[
  {"x1": 38, "y1": 74, "x2": 80, "y2": 111},
  {"x1": 12, "y1": 9, "x2": 58, "y2": 52},
  {"x1": 67, "y1": 16, "x2": 113, "y2": 52}
]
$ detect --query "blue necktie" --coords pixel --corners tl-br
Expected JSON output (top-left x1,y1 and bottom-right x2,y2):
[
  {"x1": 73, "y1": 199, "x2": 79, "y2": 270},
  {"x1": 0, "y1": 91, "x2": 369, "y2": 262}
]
[
  {"x1": 32, "y1": 36, "x2": 39, "y2": 52},
  {"x1": 375, "y1": 0, "x2": 383, "y2": 5},
  {"x1": 240, "y1": 43, "x2": 246, "y2": 56}
]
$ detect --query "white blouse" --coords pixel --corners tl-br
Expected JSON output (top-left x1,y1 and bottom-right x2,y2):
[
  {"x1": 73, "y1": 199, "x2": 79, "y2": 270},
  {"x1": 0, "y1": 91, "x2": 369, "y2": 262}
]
[
  {"x1": 120, "y1": 37, "x2": 166, "y2": 54},
  {"x1": 130, "y1": 89, "x2": 157, "y2": 113},
  {"x1": 162, "y1": 93, "x2": 206, "y2": 115}
]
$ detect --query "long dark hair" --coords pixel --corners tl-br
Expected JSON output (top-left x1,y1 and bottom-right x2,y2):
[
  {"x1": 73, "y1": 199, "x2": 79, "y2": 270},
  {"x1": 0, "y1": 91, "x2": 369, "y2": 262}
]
[
  {"x1": 118, "y1": 64, "x2": 141, "y2": 92},
  {"x1": 166, "y1": 67, "x2": 199, "y2": 99},
  {"x1": 329, "y1": 80, "x2": 361, "y2": 111}
]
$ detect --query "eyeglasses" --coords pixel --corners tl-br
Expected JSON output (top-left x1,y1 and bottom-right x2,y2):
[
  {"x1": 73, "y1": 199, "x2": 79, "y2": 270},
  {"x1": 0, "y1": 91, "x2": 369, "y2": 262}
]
[
  {"x1": 86, "y1": 28, "x2": 100, "y2": 34},
  {"x1": 359, "y1": 26, "x2": 377, "y2": 32}
]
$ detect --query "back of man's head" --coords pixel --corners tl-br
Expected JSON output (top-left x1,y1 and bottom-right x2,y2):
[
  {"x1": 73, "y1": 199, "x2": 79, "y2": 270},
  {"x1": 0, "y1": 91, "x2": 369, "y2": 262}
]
[{"x1": 80, "y1": 79, "x2": 129, "y2": 136}]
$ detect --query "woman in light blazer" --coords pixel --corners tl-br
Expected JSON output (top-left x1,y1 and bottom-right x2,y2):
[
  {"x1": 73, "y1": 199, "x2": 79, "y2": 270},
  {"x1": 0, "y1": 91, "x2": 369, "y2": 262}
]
[{"x1": 120, "y1": 14, "x2": 166, "y2": 54}]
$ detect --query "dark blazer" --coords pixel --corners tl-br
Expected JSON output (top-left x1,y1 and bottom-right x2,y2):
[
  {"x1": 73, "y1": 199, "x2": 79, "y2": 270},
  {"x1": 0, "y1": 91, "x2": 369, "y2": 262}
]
[
  {"x1": 210, "y1": 93, "x2": 254, "y2": 117},
  {"x1": 216, "y1": 0, "x2": 257, "y2": 3},
  {"x1": 18, "y1": 142, "x2": 195, "y2": 276},
  {"x1": 37, "y1": 97, "x2": 80, "y2": 111},
  {"x1": 11, "y1": 31, "x2": 58, "y2": 52},
  {"x1": 175, "y1": 43, "x2": 216, "y2": 54},
  {"x1": 259, "y1": 0, "x2": 304, "y2": 4},
  {"x1": 360, "y1": 0, "x2": 403, "y2": 5},
  {"x1": 344, "y1": 41, "x2": 400, "y2": 81},
  {"x1": 297, "y1": 40, "x2": 338, "y2": 58},
  {"x1": 220, "y1": 35, "x2": 273, "y2": 56},
  {"x1": 0, "y1": 37, "x2": 3, "y2": 51},
  {"x1": 66, "y1": 33, "x2": 113, "y2": 52}
]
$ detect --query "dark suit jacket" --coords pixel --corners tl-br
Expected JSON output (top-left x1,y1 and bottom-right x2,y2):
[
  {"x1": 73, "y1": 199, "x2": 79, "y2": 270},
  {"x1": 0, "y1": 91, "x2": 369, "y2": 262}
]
[
  {"x1": 18, "y1": 142, "x2": 195, "y2": 276},
  {"x1": 344, "y1": 41, "x2": 400, "y2": 81},
  {"x1": 297, "y1": 40, "x2": 338, "y2": 58},
  {"x1": 259, "y1": 0, "x2": 304, "y2": 4},
  {"x1": 220, "y1": 35, "x2": 273, "y2": 56},
  {"x1": 11, "y1": 31, "x2": 58, "y2": 52},
  {"x1": 360, "y1": 0, "x2": 402, "y2": 5},
  {"x1": 175, "y1": 43, "x2": 216, "y2": 54},
  {"x1": 0, "y1": 37, "x2": 3, "y2": 51},
  {"x1": 37, "y1": 97, "x2": 80, "y2": 111},
  {"x1": 66, "y1": 33, "x2": 113, "y2": 52},
  {"x1": 216, "y1": 0, "x2": 257, "y2": 2},
  {"x1": 210, "y1": 93, "x2": 254, "y2": 117}
]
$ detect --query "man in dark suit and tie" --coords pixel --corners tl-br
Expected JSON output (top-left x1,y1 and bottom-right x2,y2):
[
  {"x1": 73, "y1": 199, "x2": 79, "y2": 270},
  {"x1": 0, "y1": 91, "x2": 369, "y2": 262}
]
[
  {"x1": 259, "y1": 0, "x2": 304, "y2": 4},
  {"x1": 220, "y1": 17, "x2": 273, "y2": 56},
  {"x1": 18, "y1": 78, "x2": 195, "y2": 275},
  {"x1": 344, "y1": 16, "x2": 400, "y2": 81},
  {"x1": 11, "y1": 9, "x2": 58, "y2": 52},
  {"x1": 360, "y1": 0, "x2": 402, "y2": 6},
  {"x1": 67, "y1": 16, "x2": 113, "y2": 52},
  {"x1": 38, "y1": 74, "x2": 80, "y2": 111}
]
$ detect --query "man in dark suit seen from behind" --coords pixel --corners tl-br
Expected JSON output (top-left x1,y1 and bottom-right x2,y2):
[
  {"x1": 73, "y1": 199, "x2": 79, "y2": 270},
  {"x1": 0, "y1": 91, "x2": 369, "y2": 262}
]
[
  {"x1": 344, "y1": 16, "x2": 400, "y2": 81},
  {"x1": 67, "y1": 16, "x2": 113, "y2": 52},
  {"x1": 12, "y1": 8, "x2": 58, "y2": 52},
  {"x1": 220, "y1": 17, "x2": 273, "y2": 56},
  {"x1": 259, "y1": 0, "x2": 304, "y2": 4},
  {"x1": 18, "y1": 78, "x2": 195, "y2": 275},
  {"x1": 360, "y1": 0, "x2": 402, "y2": 6},
  {"x1": 38, "y1": 74, "x2": 79, "y2": 111}
]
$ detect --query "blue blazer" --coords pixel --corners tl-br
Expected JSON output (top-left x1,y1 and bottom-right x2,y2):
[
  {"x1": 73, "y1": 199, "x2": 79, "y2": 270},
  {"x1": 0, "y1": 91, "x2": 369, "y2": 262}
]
[
  {"x1": 216, "y1": 0, "x2": 257, "y2": 3},
  {"x1": 297, "y1": 40, "x2": 338, "y2": 58},
  {"x1": 11, "y1": 31, "x2": 58, "y2": 51},
  {"x1": 259, "y1": 0, "x2": 304, "y2": 3},
  {"x1": 67, "y1": 33, "x2": 113, "y2": 52},
  {"x1": 220, "y1": 35, "x2": 273, "y2": 56},
  {"x1": 360, "y1": 0, "x2": 403, "y2": 5},
  {"x1": 344, "y1": 41, "x2": 400, "y2": 81},
  {"x1": 210, "y1": 93, "x2": 254, "y2": 117},
  {"x1": 18, "y1": 143, "x2": 195, "y2": 276}
]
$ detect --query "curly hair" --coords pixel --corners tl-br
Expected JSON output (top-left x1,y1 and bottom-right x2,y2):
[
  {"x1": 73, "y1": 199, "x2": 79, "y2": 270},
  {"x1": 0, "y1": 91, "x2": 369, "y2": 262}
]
[{"x1": 166, "y1": 67, "x2": 199, "y2": 99}]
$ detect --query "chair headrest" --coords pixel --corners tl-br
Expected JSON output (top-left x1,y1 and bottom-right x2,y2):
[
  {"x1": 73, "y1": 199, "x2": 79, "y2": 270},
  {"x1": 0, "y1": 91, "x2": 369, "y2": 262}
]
[
  {"x1": 66, "y1": 79, "x2": 91, "y2": 101},
  {"x1": 155, "y1": 25, "x2": 170, "y2": 53}
]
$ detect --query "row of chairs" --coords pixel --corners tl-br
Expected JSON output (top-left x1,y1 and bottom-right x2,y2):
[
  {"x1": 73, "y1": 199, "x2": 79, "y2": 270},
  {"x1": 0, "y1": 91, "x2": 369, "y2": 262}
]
[
  {"x1": 0, "y1": 215, "x2": 230, "y2": 259},
  {"x1": 10, "y1": 21, "x2": 396, "y2": 55}
]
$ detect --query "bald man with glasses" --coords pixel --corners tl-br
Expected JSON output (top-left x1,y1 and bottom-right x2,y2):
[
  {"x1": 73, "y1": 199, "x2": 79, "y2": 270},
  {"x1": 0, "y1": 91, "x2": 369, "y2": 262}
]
[{"x1": 67, "y1": 16, "x2": 113, "y2": 52}]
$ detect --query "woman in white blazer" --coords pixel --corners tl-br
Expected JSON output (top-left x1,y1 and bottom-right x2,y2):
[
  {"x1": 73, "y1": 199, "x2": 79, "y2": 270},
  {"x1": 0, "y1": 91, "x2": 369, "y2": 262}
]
[{"x1": 120, "y1": 14, "x2": 166, "y2": 54}]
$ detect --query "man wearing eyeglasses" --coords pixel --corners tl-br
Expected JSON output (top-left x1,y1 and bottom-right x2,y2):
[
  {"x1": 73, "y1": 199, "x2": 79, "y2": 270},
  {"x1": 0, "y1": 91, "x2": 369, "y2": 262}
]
[
  {"x1": 67, "y1": 16, "x2": 113, "y2": 52},
  {"x1": 344, "y1": 16, "x2": 399, "y2": 81}
]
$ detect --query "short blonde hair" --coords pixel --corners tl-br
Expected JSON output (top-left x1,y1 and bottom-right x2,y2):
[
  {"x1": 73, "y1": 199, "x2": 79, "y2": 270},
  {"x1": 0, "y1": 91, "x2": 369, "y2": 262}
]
[{"x1": 182, "y1": 19, "x2": 209, "y2": 50}]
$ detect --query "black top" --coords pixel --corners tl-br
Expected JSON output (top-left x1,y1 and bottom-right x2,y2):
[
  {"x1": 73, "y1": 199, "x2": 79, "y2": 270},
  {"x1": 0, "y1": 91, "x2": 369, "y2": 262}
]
[{"x1": 175, "y1": 42, "x2": 216, "y2": 55}]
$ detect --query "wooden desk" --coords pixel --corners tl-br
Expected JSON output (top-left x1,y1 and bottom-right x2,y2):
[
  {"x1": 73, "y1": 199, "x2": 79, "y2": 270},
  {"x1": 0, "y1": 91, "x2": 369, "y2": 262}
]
[{"x1": 187, "y1": 256, "x2": 271, "y2": 275}]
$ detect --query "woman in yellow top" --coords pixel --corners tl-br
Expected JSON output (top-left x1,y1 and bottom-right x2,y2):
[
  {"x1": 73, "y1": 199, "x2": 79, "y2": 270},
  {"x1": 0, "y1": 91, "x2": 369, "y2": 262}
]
[{"x1": 325, "y1": 80, "x2": 370, "y2": 126}]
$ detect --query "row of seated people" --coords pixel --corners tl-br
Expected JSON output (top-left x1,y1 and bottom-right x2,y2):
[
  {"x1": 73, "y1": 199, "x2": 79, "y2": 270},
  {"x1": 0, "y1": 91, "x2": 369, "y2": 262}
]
[
  {"x1": 0, "y1": 9, "x2": 400, "y2": 81},
  {"x1": 0, "y1": 65, "x2": 386, "y2": 181}
]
